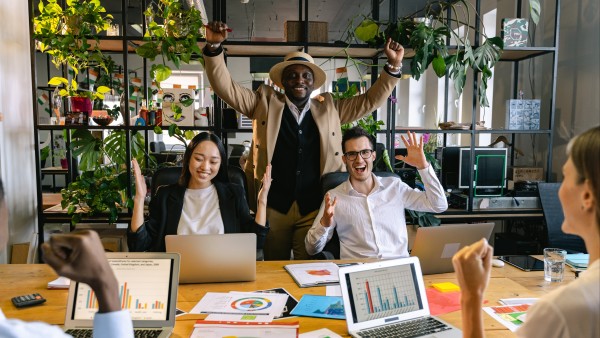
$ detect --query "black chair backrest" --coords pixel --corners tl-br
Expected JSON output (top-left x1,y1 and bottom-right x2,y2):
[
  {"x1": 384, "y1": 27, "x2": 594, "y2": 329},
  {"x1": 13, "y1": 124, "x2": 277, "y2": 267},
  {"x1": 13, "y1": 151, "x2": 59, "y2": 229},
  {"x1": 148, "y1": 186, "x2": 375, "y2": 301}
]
[
  {"x1": 538, "y1": 182, "x2": 587, "y2": 253},
  {"x1": 150, "y1": 141, "x2": 166, "y2": 153},
  {"x1": 316, "y1": 171, "x2": 400, "y2": 259},
  {"x1": 227, "y1": 165, "x2": 248, "y2": 202},
  {"x1": 150, "y1": 165, "x2": 249, "y2": 203},
  {"x1": 151, "y1": 166, "x2": 182, "y2": 197}
]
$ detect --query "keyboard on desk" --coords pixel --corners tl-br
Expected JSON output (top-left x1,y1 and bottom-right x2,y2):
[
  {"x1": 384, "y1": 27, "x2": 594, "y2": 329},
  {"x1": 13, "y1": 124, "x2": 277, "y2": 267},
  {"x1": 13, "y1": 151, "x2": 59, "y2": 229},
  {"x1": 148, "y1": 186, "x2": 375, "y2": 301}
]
[
  {"x1": 356, "y1": 317, "x2": 451, "y2": 338},
  {"x1": 66, "y1": 328, "x2": 164, "y2": 338}
]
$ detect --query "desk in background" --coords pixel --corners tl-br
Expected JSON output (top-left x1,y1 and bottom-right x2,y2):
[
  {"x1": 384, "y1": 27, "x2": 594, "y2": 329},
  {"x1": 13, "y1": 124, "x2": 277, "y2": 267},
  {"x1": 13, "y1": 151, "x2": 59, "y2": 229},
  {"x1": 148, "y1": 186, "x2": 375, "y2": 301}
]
[{"x1": 0, "y1": 260, "x2": 575, "y2": 337}]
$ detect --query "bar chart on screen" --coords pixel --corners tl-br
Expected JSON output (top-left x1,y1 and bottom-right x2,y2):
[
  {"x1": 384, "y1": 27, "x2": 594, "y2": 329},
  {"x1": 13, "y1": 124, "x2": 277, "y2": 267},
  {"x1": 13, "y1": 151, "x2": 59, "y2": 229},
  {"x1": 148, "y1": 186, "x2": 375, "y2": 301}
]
[
  {"x1": 348, "y1": 264, "x2": 422, "y2": 322},
  {"x1": 74, "y1": 258, "x2": 172, "y2": 320}
]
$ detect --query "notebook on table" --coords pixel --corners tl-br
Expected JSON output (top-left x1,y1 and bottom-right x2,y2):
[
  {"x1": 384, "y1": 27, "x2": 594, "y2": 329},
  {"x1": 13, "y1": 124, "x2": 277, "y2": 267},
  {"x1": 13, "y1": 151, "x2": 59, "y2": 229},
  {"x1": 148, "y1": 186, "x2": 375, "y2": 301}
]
[
  {"x1": 338, "y1": 257, "x2": 462, "y2": 338},
  {"x1": 411, "y1": 222, "x2": 495, "y2": 274},
  {"x1": 165, "y1": 233, "x2": 256, "y2": 284},
  {"x1": 63, "y1": 252, "x2": 180, "y2": 338}
]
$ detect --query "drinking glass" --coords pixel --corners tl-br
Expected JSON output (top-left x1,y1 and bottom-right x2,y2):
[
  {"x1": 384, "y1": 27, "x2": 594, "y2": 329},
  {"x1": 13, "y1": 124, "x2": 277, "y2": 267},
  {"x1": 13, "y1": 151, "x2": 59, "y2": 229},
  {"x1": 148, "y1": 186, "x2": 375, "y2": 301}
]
[{"x1": 544, "y1": 248, "x2": 567, "y2": 282}]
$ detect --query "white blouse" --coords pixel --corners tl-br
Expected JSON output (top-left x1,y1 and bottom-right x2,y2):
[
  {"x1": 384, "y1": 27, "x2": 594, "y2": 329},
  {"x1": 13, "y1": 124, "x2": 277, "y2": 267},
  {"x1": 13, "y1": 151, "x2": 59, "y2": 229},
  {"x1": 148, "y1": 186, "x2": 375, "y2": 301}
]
[{"x1": 177, "y1": 185, "x2": 224, "y2": 235}]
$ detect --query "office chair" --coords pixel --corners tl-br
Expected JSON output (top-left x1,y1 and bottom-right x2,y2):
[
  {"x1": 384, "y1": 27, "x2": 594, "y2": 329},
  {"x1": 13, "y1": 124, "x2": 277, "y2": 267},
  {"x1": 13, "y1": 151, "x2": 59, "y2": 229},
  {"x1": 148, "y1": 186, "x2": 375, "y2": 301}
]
[
  {"x1": 151, "y1": 166, "x2": 183, "y2": 197},
  {"x1": 150, "y1": 165, "x2": 248, "y2": 200},
  {"x1": 312, "y1": 171, "x2": 400, "y2": 259},
  {"x1": 227, "y1": 165, "x2": 249, "y2": 202},
  {"x1": 538, "y1": 182, "x2": 587, "y2": 253}
]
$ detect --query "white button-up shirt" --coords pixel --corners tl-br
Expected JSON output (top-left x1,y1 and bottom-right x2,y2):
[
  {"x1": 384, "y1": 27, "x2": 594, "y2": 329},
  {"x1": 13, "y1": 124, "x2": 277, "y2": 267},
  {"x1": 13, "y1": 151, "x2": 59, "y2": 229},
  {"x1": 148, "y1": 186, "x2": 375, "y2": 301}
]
[{"x1": 306, "y1": 166, "x2": 448, "y2": 259}]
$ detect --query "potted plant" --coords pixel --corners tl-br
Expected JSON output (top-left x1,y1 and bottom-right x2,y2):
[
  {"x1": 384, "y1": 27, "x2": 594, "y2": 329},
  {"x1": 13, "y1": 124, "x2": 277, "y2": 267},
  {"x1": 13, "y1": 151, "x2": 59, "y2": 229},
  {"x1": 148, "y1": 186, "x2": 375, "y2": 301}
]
[
  {"x1": 61, "y1": 130, "x2": 149, "y2": 225},
  {"x1": 33, "y1": 0, "x2": 113, "y2": 75},
  {"x1": 135, "y1": 0, "x2": 204, "y2": 84},
  {"x1": 350, "y1": 0, "x2": 541, "y2": 107},
  {"x1": 48, "y1": 76, "x2": 111, "y2": 125}
]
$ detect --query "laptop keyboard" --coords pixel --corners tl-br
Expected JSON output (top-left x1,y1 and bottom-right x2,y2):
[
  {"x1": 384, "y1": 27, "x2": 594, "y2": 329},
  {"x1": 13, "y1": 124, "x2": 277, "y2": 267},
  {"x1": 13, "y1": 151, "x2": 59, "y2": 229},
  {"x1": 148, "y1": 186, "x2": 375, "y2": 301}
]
[
  {"x1": 357, "y1": 317, "x2": 451, "y2": 338},
  {"x1": 66, "y1": 329, "x2": 163, "y2": 338}
]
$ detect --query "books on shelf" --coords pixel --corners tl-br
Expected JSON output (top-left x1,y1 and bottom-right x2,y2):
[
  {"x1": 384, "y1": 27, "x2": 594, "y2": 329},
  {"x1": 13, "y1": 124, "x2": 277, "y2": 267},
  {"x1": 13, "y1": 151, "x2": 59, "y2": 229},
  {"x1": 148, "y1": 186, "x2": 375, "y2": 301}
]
[
  {"x1": 284, "y1": 262, "x2": 339, "y2": 288},
  {"x1": 190, "y1": 320, "x2": 299, "y2": 338},
  {"x1": 566, "y1": 253, "x2": 589, "y2": 269}
]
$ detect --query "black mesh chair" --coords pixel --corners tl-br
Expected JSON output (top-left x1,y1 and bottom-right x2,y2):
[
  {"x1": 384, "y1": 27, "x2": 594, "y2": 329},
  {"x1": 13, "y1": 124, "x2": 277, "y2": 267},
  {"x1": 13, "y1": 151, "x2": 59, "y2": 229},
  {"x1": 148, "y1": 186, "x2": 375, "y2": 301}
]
[
  {"x1": 151, "y1": 166, "x2": 182, "y2": 197},
  {"x1": 227, "y1": 165, "x2": 249, "y2": 202},
  {"x1": 312, "y1": 171, "x2": 400, "y2": 259},
  {"x1": 538, "y1": 182, "x2": 587, "y2": 253}
]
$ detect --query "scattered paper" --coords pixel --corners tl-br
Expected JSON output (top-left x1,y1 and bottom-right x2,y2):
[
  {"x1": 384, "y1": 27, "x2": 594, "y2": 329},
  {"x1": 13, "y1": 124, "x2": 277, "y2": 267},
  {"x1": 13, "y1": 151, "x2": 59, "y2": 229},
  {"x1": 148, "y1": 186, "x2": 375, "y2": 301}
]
[
  {"x1": 299, "y1": 328, "x2": 343, "y2": 338},
  {"x1": 425, "y1": 288, "x2": 461, "y2": 316},
  {"x1": 326, "y1": 285, "x2": 342, "y2": 296},
  {"x1": 190, "y1": 292, "x2": 288, "y2": 322},
  {"x1": 47, "y1": 276, "x2": 70, "y2": 289},
  {"x1": 498, "y1": 298, "x2": 538, "y2": 306},
  {"x1": 483, "y1": 304, "x2": 532, "y2": 332}
]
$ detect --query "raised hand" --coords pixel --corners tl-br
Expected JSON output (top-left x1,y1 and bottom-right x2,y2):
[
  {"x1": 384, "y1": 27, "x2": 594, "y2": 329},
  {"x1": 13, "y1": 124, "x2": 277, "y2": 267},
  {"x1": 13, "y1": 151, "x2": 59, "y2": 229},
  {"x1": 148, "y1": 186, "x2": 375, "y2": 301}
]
[
  {"x1": 132, "y1": 158, "x2": 147, "y2": 202},
  {"x1": 42, "y1": 230, "x2": 120, "y2": 313},
  {"x1": 320, "y1": 192, "x2": 337, "y2": 227},
  {"x1": 205, "y1": 20, "x2": 229, "y2": 45},
  {"x1": 395, "y1": 131, "x2": 428, "y2": 170},
  {"x1": 452, "y1": 238, "x2": 494, "y2": 299},
  {"x1": 383, "y1": 38, "x2": 405, "y2": 70},
  {"x1": 257, "y1": 164, "x2": 272, "y2": 207}
]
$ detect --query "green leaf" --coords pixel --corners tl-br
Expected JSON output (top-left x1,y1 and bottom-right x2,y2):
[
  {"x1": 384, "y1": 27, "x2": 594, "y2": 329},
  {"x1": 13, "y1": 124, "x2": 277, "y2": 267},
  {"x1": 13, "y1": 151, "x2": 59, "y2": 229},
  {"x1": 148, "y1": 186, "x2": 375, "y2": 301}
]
[
  {"x1": 184, "y1": 130, "x2": 196, "y2": 140},
  {"x1": 135, "y1": 42, "x2": 159, "y2": 59},
  {"x1": 432, "y1": 54, "x2": 446, "y2": 77},
  {"x1": 48, "y1": 77, "x2": 68, "y2": 86},
  {"x1": 529, "y1": 0, "x2": 541, "y2": 25},
  {"x1": 354, "y1": 19, "x2": 379, "y2": 43},
  {"x1": 180, "y1": 98, "x2": 194, "y2": 107},
  {"x1": 153, "y1": 64, "x2": 172, "y2": 83},
  {"x1": 153, "y1": 125, "x2": 163, "y2": 134}
]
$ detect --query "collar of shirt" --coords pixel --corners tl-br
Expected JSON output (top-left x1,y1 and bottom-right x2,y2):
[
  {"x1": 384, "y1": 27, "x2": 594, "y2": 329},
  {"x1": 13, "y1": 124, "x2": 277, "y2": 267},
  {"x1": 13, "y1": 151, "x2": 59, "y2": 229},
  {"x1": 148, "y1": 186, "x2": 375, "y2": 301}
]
[
  {"x1": 285, "y1": 96, "x2": 311, "y2": 124},
  {"x1": 345, "y1": 173, "x2": 384, "y2": 197}
]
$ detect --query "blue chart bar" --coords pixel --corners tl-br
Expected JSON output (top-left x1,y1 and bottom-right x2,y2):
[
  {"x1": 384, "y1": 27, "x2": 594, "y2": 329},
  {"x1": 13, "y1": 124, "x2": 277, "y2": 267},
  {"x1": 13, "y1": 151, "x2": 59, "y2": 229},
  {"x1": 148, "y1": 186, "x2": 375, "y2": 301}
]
[{"x1": 363, "y1": 278, "x2": 417, "y2": 315}]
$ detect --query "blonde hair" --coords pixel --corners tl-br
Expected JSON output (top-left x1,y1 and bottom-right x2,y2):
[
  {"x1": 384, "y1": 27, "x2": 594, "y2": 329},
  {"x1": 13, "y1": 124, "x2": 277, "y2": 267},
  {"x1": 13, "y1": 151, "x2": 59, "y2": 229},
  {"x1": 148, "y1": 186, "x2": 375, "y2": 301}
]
[{"x1": 566, "y1": 126, "x2": 600, "y2": 228}]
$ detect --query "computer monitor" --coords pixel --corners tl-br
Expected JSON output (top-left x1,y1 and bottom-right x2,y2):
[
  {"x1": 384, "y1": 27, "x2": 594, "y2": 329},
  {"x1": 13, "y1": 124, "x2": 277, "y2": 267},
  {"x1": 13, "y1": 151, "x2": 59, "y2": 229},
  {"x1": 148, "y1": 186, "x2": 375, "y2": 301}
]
[{"x1": 441, "y1": 147, "x2": 507, "y2": 193}]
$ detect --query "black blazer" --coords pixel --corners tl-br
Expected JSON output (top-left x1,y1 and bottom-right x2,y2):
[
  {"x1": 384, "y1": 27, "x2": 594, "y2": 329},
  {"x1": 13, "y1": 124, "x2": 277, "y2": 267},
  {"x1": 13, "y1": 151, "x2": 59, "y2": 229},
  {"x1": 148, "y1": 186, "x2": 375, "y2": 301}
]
[{"x1": 127, "y1": 181, "x2": 269, "y2": 252}]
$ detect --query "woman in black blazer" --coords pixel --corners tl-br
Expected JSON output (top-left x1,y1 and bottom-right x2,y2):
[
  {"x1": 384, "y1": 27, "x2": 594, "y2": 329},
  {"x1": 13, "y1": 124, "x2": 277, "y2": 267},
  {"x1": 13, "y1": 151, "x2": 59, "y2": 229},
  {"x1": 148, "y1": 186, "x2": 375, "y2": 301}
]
[{"x1": 128, "y1": 132, "x2": 271, "y2": 252}]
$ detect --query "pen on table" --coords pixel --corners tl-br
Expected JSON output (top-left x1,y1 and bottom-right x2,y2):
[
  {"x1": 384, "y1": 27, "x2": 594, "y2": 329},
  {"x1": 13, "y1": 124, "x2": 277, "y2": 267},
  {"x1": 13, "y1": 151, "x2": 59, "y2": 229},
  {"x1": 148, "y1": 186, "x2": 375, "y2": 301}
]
[{"x1": 204, "y1": 24, "x2": 232, "y2": 32}]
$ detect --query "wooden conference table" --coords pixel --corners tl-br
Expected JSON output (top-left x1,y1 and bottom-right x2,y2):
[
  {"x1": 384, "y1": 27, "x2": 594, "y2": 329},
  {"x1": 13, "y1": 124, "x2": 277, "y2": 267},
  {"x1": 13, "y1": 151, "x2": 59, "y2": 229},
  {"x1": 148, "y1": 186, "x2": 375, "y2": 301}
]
[{"x1": 0, "y1": 260, "x2": 575, "y2": 337}]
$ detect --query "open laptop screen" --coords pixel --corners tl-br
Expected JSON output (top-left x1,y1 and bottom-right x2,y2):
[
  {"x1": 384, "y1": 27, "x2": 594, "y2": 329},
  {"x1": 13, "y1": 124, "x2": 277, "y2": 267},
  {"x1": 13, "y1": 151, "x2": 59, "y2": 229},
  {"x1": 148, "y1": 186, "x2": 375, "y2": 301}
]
[
  {"x1": 344, "y1": 262, "x2": 424, "y2": 324},
  {"x1": 70, "y1": 257, "x2": 175, "y2": 321}
]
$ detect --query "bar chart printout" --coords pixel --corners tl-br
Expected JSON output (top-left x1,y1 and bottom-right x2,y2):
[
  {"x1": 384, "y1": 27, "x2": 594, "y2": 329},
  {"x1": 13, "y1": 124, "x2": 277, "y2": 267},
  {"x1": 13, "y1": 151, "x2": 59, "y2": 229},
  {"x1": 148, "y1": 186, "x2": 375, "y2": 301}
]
[
  {"x1": 348, "y1": 264, "x2": 422, "y2": 322},
  {"x1": 74, "y1": 258, "x2": 172, "y2": 321}
]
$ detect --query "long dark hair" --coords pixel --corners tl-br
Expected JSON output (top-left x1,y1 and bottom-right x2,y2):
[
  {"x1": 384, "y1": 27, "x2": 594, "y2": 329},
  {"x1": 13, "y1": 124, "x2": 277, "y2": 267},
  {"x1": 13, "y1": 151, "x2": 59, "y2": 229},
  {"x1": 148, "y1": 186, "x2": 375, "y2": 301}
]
[{"x1": 178, "y1": 132, "x2": 229, "y2": 187}]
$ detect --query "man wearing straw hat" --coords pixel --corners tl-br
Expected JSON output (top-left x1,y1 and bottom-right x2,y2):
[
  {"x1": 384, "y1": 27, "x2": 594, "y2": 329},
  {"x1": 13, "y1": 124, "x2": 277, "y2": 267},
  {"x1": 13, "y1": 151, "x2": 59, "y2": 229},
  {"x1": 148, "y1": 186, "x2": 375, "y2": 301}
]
[{"x1": 204, "y1": 21, "x2": 404, "y2": 260}]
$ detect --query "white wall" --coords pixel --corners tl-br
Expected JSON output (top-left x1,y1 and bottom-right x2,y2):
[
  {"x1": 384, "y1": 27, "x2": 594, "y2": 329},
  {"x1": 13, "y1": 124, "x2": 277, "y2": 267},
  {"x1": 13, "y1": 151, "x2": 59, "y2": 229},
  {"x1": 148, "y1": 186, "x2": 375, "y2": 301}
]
[{"x1": 0, "y1": 1, "x2": 38, "y2": 263}]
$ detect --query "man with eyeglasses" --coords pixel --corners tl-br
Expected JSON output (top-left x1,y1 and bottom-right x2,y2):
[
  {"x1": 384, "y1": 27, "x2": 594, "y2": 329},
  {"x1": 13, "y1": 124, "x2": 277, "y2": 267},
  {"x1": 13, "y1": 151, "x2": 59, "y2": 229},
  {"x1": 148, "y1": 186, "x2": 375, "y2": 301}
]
[{"x1": 305, "y1": 126, "x2": 447, "y2": 259}]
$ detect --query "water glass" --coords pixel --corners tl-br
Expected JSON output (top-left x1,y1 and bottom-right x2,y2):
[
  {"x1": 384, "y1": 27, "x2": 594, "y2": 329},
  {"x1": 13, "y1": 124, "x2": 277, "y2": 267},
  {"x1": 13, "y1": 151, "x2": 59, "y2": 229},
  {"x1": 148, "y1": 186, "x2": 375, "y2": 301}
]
[{"x1": 544, "y1": 248, "x2": 567, "y2": 282}]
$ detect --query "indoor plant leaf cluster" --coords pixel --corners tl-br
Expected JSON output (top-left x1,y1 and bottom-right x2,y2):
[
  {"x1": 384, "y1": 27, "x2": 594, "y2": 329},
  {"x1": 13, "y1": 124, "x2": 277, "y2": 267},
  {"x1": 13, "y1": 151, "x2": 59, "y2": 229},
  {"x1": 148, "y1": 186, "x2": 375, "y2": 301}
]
[
  {"x1": 349, "y1": 0, "x2": 540, "y2": 107},
  {"x1": 33, "y1": 0, "x2": 113, "y2": 75},
  {"x1": 48, "y1": 76, "x2": 111, "y2": 101},
  {"x1": 135, "y1": 0, "x2": 205, "y2": 85},
  {"x1": 61, "y1": 130, "x2": 148, "y2": 225}
]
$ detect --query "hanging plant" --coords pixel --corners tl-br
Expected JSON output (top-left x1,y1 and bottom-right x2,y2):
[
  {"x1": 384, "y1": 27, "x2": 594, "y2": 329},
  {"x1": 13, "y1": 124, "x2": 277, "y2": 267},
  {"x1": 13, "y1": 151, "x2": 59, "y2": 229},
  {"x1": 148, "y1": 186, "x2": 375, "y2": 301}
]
[
  {"x1": 351, "y1": 0, "x2": 541, "y2": 107},
  {"x1": 33, "y1": 0, "x2": 113, "y2": 75},
  {"x1": 135, "y1": 0, "x2": 205, "y2": 85}
]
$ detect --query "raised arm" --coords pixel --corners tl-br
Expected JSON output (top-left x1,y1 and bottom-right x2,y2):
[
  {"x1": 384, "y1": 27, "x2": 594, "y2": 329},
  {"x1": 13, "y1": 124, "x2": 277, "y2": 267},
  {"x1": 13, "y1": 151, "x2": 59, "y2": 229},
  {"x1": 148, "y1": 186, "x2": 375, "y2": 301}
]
[
  {"x1": 130, "y1": 158, "x2": 146, "y2": 233},
  {"x1": 452, "y1": 238, "x2": 494, "y2": 338},
  {"x1": 305, "y1": 192, "x2": 337, "y2": 256},
  {"x1": 254, "y1": 164, "x2": 272, "y2": 226}
]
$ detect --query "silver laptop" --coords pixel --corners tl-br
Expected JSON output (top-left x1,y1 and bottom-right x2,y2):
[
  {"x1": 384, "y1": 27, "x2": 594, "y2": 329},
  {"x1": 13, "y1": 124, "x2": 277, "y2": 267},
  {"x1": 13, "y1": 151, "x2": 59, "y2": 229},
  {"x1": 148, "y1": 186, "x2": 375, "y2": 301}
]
[
  {"x1": 339, "y1": 257, "x2": 462, "y2": 338},
  {"x1": 64, "y1": 252, "x2": 180, "y2": 338},
  {"x1": 411, "y1": 222, "x2": 495, "y2": 274},
  {"x1": 165, "y1": 233, "x2": 256, "y2": 284}
]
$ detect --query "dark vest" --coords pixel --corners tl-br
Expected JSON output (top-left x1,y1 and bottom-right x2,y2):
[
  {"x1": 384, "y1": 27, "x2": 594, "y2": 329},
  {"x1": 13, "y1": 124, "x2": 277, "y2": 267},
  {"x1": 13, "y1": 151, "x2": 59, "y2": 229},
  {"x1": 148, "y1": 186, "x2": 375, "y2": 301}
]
[{"x1": 268, "y1": 105, "x2": 322, "y2": 215}]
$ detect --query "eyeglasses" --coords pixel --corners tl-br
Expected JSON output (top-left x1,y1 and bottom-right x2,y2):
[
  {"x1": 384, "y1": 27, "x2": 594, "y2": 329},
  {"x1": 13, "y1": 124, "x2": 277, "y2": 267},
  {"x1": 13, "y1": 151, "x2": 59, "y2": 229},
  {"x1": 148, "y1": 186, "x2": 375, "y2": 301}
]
[{"x1": 344, "y1": 149, "x2": 374, "y2": 161}]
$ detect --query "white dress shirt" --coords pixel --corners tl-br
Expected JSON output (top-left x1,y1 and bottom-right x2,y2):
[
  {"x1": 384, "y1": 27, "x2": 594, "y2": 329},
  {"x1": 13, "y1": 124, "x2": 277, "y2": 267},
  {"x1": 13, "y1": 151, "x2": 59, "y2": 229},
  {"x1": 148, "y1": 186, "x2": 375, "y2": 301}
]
[
  {"x1": 177, "y1": 185, "x2": 224, "y2": 235},
  {"x1": 306, "y1": 166, "x2": 447, "y2": 259},
  {"x1": 0, "y1": 308, "x2": 133, "y2": 338},
  {"x1": 285, "y1": 96, "x2": 311, "y2": 124}
]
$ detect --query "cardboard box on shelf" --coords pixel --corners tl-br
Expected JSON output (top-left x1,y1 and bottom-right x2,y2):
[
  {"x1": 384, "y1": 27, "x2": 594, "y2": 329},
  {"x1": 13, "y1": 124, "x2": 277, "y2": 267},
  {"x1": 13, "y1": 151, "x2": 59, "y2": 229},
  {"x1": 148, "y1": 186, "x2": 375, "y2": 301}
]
[
  {"x1": 509, "y1": 167, "x2": 544, "y2": 182},
  {"x1": 284, "y1": 21, "x2": 328, "y2": 43}
]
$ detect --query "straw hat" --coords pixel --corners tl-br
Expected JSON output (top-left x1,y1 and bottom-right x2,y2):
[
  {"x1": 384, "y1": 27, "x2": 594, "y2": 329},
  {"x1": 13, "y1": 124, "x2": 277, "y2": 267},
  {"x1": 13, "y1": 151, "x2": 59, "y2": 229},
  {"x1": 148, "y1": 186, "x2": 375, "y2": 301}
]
[{"x1": 269, "y1": 52, "x2": 327, "y2": 89}]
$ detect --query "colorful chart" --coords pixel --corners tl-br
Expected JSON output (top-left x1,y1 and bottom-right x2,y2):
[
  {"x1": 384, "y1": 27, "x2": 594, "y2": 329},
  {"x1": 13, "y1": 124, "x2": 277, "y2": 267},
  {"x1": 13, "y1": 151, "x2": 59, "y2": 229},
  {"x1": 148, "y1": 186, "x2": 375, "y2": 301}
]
[
  {"x1": 231, "y1": 297, "x2": 272, "y2": 311},
  {"x1": 306, "y1": 269, "x2": 332, "y2": 276}
]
